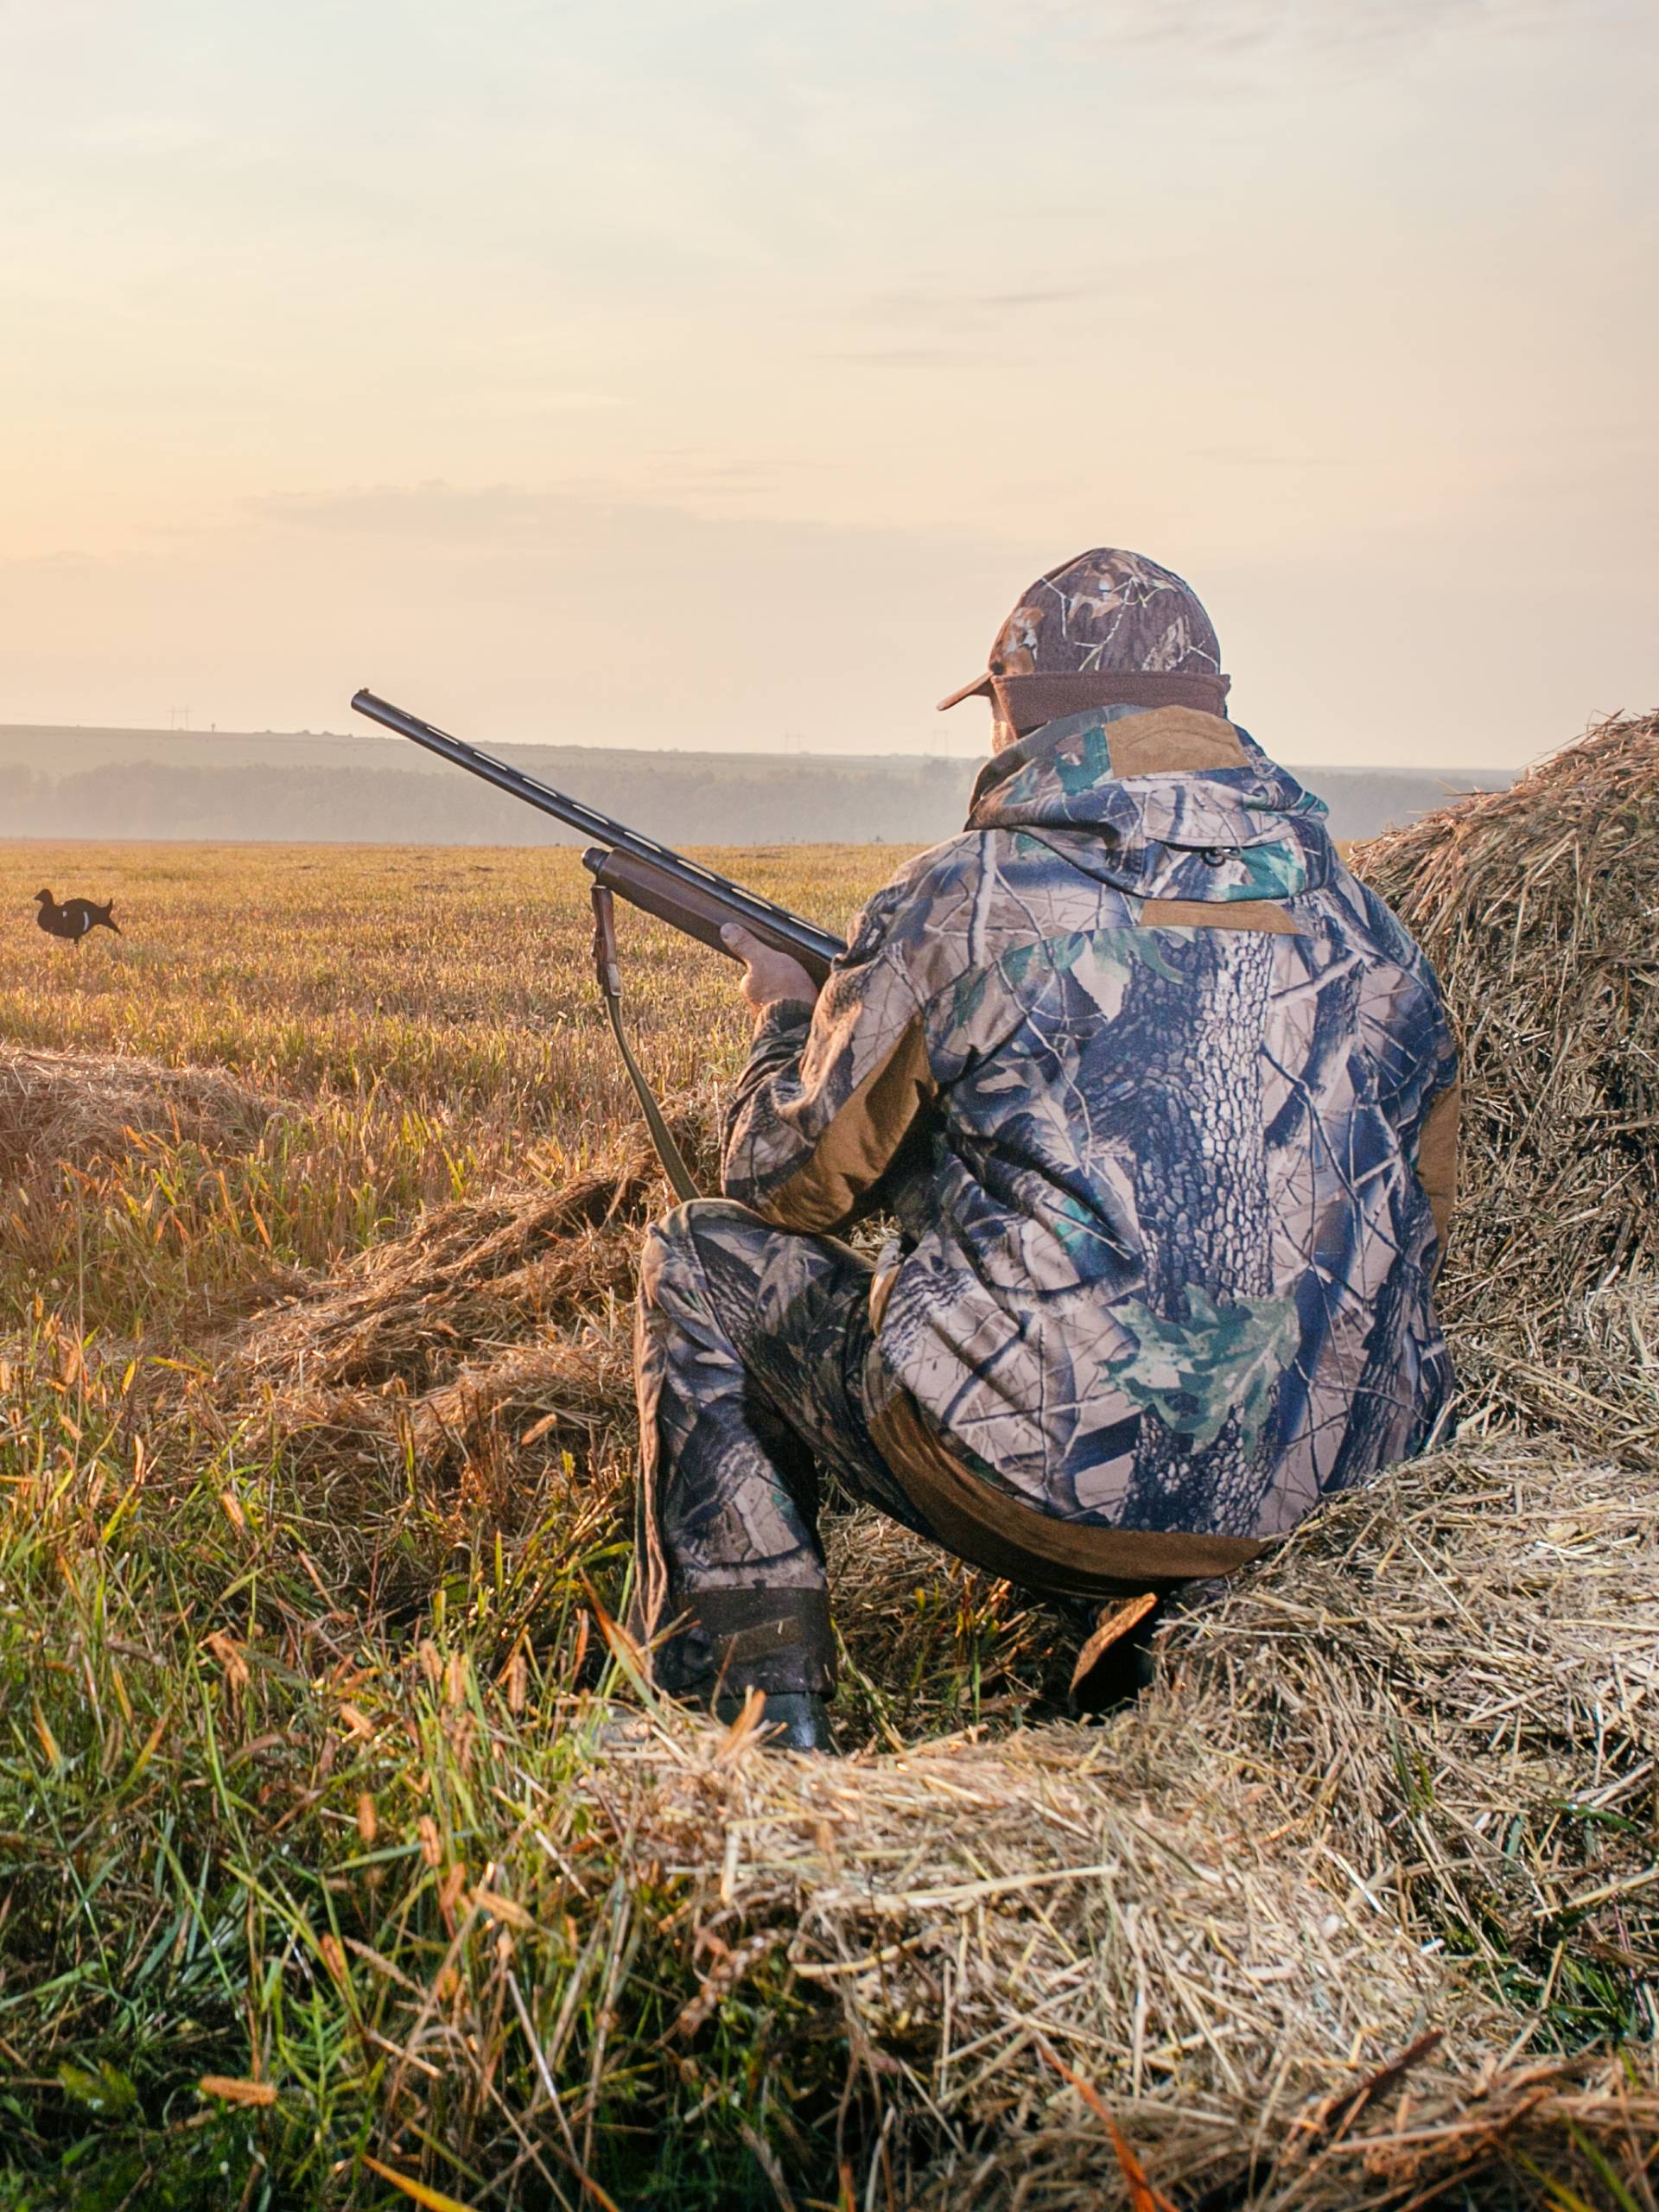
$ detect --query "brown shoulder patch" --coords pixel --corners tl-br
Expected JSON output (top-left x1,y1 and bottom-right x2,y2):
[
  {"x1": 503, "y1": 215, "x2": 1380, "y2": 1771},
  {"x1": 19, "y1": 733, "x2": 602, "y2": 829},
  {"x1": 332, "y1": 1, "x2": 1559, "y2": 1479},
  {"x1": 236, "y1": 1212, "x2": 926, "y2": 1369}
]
[
  {"x1": 1140, "y1": 898, "x2": 1302, "y2": 934},
  {"x1": 1107, "y1": 709, "x2": 1248, "y2": 779}
]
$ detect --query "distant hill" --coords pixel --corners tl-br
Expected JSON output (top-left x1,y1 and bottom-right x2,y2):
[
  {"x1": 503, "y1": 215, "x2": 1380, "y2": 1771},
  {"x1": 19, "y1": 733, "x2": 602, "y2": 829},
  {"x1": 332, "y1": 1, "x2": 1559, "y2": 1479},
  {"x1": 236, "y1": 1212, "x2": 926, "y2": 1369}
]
[{"x1": 0, "y1": 724, "x2": 1513, "y2": 847}]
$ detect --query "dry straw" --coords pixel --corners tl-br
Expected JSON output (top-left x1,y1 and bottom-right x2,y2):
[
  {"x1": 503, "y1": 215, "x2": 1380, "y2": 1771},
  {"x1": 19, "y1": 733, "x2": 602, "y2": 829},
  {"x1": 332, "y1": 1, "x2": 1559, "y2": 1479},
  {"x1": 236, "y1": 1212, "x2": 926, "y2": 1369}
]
[
  {"x1": 592, "y1": 1423, "x2": 1657, "y2": 2205},
  {"x1": 1359, "y1": 710, "x2": 1659, "y2": 1429},
  {"x1": 0, "y1": 1041, "x2": 287, "y2": 1179}
]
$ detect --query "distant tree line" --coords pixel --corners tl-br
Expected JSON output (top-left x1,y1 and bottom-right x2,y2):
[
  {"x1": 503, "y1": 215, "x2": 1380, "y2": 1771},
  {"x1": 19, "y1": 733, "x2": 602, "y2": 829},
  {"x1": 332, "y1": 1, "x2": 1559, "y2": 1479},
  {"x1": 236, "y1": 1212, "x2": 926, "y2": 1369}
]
[
  {"x1": 0, "y1": 747, "x2": 1509, "y2": 847},
  {"x1": 0, "y1": 754, "x2": 979, "y2": 848}
]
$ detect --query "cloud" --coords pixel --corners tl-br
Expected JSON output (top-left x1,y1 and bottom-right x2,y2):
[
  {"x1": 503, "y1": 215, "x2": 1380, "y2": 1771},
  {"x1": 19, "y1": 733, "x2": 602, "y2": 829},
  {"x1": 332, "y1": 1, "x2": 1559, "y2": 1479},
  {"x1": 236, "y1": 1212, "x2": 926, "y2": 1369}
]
[
  {"x1": 245, "y1": 477, "x2": 947, "y2": 560},
  {"x1": 0, "y1": 549, "x2": 105, "y2": 570},
  {"x1": 251, "y1": 479, "x2": 812, "y2": 549},
  {"x1": 823, "y1": 346, "x2": 983, "y2": 368},
  {"x1": 1021, "y1": 0, "x2": 1601, "y2": 48},
  {"x1": 981, "y1": 0, "x2": 1618, "y2": 57},
  {"x1": 849, "y1": 264, "x2": 1192, "y2": 346},
  {"x1": 251, "y1": 482, "x2": 588, "y2": 546},
  {"x1": 864, "y1": 283, "x2": 1103, "y2": 322}
]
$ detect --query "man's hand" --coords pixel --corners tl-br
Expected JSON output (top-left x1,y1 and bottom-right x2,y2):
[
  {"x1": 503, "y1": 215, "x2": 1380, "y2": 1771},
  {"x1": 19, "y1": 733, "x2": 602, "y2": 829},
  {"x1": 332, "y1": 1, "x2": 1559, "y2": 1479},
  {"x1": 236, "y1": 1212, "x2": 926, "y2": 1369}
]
[{"x1": 721, "y1": 924, "x2": 820, "y2": 1014}]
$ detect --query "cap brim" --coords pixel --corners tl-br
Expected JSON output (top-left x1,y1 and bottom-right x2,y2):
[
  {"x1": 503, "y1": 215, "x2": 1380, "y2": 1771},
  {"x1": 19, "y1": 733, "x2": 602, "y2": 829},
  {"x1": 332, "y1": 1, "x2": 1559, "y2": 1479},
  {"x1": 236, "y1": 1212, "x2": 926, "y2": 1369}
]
[{"x1": 936, "y1": 673, "x2": 994, "y2": 712}]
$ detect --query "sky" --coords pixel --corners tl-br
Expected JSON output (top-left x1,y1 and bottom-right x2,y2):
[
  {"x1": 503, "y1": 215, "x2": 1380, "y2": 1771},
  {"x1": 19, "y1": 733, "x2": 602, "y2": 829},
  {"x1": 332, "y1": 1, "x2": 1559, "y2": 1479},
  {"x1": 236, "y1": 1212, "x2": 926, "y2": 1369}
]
[{"x1": 1, "y1": 0, "x2": 1654, "y2": 766}]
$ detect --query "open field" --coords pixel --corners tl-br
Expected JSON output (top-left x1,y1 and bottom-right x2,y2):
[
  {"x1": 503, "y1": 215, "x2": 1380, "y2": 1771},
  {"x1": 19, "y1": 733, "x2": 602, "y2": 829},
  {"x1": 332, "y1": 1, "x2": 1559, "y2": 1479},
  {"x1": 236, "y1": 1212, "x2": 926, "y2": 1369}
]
[{"x1": 2, "y1": 758, "x2": 1657, "y2": 2210}]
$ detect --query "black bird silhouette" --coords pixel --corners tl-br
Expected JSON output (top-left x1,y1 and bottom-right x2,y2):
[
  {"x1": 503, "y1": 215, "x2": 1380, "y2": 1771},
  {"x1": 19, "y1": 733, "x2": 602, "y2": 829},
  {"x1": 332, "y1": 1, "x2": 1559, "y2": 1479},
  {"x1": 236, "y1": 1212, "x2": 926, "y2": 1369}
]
[{"x1": 35, "y1": 889, "x2": 120, "y2": 944}]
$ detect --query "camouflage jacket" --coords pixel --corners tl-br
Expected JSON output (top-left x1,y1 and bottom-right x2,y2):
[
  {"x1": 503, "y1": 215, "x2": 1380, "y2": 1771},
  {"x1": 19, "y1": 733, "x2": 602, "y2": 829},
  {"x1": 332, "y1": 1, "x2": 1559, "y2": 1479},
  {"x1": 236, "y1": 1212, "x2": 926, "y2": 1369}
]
[{"x1": 721, "y1": 705, "x2": 1459, "y2": 1548}]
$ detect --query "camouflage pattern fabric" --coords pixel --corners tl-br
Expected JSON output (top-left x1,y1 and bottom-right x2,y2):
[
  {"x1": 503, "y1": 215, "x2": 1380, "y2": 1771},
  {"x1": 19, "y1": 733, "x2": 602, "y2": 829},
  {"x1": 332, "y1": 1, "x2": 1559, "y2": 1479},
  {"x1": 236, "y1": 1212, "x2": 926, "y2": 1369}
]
[
  {"x1": 720, "y1": 702, "x2": 1459, "y2": 1546},
  {"x1": 938, "y1": 547, "x2": 1227, "y2": 713},
  {"x1": 988, "y1": 547, "x2": 1224, "y2": 680},
  {"x1": 634, "y1": 1199, "x2": 925, "y2": 1698}
]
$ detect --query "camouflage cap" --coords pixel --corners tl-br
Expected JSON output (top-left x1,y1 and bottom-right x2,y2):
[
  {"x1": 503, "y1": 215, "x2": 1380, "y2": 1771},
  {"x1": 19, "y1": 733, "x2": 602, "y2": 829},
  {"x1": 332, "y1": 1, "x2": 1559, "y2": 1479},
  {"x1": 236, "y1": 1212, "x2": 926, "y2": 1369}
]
[{"x1": 939, "y1": 548, "x2": 1229, "y2": 720}]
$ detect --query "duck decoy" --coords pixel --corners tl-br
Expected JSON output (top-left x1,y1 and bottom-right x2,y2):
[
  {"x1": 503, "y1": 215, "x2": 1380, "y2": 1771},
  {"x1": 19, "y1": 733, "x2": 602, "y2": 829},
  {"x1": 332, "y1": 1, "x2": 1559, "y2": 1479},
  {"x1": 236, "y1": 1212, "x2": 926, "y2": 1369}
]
[{"x1": 35, "y1": 890, "x2": 120, "y2": 944}]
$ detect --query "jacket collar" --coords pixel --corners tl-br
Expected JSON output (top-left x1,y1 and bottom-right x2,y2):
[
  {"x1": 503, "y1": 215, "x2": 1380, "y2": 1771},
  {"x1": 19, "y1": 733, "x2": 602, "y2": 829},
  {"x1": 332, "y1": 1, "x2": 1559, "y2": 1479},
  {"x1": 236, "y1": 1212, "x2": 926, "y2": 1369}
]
[{"x1": 968, "y1": 705, "x2": 1249, "y2": 823}]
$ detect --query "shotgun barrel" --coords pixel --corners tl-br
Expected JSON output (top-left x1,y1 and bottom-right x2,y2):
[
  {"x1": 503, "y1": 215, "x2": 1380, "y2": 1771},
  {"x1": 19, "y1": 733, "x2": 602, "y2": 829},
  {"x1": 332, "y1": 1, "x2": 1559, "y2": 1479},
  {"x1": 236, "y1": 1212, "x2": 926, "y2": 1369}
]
[{"x1": 349, "y1": 689, "x2": 845, "y2": 985}]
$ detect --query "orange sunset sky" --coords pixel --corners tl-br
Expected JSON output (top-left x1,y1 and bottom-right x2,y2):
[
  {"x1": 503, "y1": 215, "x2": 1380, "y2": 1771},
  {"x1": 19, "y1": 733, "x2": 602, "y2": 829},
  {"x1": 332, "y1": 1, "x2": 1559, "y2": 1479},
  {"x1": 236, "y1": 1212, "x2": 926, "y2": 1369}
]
[{"x1": 3, "y1": 0, "x2": 1654, "y2": 766}]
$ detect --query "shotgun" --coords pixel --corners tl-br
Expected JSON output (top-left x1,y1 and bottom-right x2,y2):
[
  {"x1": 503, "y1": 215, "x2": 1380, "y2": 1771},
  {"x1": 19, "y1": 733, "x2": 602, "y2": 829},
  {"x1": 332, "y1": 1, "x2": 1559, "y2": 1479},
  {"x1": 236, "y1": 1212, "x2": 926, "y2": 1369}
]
[
  {"x1": 349, "y1": 690, "x2": 848, "y2": 1198},
  {"x1": 349, "y1": 690, "x2": 845, "y2": 984}
]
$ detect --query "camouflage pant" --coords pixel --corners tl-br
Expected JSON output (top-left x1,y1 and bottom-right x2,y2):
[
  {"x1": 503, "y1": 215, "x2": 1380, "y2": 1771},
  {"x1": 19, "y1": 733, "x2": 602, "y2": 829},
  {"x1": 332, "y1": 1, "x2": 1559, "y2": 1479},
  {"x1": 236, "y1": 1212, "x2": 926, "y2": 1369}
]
[{"x1": 634, "y1": 1200, "x2": 932, "y2": 1699}]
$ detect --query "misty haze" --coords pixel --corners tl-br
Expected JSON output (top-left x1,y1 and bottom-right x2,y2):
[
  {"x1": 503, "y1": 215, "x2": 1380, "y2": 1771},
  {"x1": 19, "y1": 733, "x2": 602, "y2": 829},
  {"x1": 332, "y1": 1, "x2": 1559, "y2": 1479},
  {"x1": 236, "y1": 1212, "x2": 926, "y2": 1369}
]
[{"x1": 0, "y1": 723, "x2": 1510, "y2": 848}]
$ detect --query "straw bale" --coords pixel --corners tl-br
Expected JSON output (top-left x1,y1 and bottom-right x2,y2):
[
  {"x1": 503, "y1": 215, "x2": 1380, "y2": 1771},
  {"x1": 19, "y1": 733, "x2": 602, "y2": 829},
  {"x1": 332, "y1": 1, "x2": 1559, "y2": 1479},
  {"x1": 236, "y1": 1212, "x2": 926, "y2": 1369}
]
[
  {"x1": 1476, "y1": 1273, "x2": 1659, "y2": 1469},
  {"x1": 1353, "y1": 712, "x2": 1659, "y2": 1362},
  {"x1": 0, "y1": 1040, "x2": 287, "y2": 1179}
]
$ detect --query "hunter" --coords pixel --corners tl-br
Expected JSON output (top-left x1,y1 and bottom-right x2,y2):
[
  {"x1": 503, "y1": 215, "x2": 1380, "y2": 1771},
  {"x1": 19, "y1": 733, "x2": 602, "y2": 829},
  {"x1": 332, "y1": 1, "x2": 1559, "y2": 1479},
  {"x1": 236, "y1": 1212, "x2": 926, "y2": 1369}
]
[{"x1": 634, "y1": 549, "x2": 1459, "y2": 1750}]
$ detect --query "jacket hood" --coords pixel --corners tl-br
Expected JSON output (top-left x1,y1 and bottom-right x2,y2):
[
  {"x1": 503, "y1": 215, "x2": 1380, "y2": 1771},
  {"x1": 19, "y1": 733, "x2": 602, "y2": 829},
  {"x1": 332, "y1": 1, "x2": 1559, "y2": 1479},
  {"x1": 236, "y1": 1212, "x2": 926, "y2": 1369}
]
[{"x1": 965, "y1": 705, "x2": 1333, "y2": 903}]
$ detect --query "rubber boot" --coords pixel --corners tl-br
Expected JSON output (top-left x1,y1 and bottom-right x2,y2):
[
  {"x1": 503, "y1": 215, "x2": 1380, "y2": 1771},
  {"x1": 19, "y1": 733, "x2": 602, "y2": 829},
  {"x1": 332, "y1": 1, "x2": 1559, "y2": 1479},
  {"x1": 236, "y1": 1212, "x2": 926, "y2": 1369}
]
[
  {"x1": 1068, "y1": 1592, "x2": 1163, "y2": 1716},
  {"x1": 712, "y1": 1688, "x2": 836, "y2": 1752}
]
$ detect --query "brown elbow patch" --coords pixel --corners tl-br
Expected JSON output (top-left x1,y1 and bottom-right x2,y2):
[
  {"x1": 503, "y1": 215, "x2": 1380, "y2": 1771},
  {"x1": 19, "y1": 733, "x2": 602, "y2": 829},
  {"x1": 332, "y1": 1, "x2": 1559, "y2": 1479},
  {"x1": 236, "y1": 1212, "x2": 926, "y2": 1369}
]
[
  {"x1": 1416, "y1": 1078, "x2": 1461, "y2": 1261},
  {"x1": 761, "y1": 1016, "x2": 934, "y2": 1233},
  {"x1": 1140, "y1": 898, "x2": 1302, "y2": 933}
]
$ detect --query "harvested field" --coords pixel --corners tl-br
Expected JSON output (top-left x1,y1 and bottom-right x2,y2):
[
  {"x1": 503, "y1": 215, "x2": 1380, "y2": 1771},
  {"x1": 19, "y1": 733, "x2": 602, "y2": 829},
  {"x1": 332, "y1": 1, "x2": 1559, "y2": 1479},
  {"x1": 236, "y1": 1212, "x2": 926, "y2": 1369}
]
[{"x1": 3, "y1": 729, "x2": 1657, "y2": 2209}]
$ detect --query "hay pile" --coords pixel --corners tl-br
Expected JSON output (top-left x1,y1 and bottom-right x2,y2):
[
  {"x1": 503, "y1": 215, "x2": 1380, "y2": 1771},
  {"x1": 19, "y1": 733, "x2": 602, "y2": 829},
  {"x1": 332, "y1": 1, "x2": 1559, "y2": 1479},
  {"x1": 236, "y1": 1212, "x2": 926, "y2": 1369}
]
[
  {"x1": 0, "y1": 1041, "x2": 287, "y2": 1179},
  {"x1": 213, "y1": 1151, "x2": 645, "y2": 1565},
  {"x1": 1480, "y1": 1275, "x2": 1659, "y2": 1473},
  {"x1": 1356, "y1": 711, "x2": 1659, "y2": 1412},
  {"x1": 212, "y1": 1119, "x2": 721, "y2": 1574}
]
